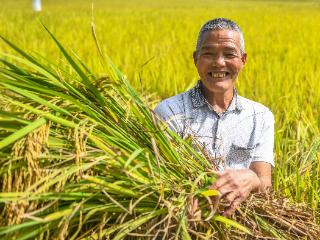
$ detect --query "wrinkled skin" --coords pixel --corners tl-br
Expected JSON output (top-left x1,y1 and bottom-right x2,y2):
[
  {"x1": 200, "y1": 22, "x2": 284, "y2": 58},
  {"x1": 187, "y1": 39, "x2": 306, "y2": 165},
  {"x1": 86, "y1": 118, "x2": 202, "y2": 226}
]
[{"x1": 193, "y1": 29, "x2": 246, "y2": 98}]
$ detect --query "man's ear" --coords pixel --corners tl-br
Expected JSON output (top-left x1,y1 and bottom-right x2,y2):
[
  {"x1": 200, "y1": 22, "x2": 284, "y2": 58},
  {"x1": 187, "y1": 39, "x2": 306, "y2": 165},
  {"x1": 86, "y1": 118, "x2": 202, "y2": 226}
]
[
  {"x1": 193, "y1": 51, "x2": 198, "y2": 65},
  {"x1": 241, "y1": 53, "x2": 247, "y2": 65}
]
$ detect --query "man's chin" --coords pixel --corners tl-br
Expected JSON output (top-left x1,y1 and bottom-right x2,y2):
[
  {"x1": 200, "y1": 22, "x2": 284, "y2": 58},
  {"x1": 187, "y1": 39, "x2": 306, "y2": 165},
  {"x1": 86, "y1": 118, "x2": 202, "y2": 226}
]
[{"x1": 201, "y1": 80, "x2": 234, "y2": 94}]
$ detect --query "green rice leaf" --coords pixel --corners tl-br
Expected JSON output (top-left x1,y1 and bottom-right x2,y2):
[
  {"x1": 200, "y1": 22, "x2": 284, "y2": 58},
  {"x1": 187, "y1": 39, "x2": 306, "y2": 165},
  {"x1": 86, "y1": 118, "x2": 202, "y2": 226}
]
[
  {"x1": 108, "y1": 209, "x2": 166, "y2": 240},
  {"x1": 0, "y1": 118, "x2": 46, "y2": 150},
  {"x1": 124, "y1": 148, "x2": 144, "y2": 168},
  {"x1": 198, "y1": 189, "x2": 221, "y2": 197},
  {"x1": 213, "y1": 215, "x2": 251, "y2": 235}
]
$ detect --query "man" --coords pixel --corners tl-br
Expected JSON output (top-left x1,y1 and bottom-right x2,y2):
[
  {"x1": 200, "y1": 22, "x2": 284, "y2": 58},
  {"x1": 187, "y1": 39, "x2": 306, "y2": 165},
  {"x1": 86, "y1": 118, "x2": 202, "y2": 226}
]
[{"x1": 154, "y1": 18, "x2": 274, "y2": 217}]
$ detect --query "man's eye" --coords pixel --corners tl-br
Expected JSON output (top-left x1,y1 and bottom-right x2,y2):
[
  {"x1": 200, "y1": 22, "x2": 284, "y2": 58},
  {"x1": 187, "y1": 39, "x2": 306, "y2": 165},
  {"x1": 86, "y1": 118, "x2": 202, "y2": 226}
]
[
  {"x1": 225, "y1": 53, "x2": 237, "y2": 58},
  {"x1": 202, "y1": 52, "x2": 212, "y2": 56}
]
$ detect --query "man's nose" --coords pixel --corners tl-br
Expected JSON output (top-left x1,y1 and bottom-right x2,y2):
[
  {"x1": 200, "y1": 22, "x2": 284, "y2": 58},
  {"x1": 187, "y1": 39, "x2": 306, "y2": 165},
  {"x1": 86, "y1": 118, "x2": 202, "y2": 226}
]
[{"x1": 212, "y1": 55, "x2": 226, "y2": 67}]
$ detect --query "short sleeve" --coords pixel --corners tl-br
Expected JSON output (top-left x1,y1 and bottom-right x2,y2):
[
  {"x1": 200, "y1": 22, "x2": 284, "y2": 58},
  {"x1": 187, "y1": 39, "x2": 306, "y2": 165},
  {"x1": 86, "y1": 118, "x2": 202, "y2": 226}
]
[
  {"x1": 154, "y1": 99, "x2": 186, "y2": 136},
  {"x1": 251, "y1": 110, "x2": 275, "y2": 166}
]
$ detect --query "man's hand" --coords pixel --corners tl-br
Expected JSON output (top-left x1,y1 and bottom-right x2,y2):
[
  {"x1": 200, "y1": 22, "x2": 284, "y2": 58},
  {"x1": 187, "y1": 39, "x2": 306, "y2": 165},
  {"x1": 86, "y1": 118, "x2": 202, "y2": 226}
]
[{"x1": 210, "y1": 162, "x2": 272, "y2": 217}]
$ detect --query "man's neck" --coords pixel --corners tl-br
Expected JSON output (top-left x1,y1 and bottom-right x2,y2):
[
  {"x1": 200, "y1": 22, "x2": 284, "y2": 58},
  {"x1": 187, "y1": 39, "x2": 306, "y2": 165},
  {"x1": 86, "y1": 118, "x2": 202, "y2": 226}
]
[{"x1": 201, "y1": 87, "x2": 234, "y2": 113}]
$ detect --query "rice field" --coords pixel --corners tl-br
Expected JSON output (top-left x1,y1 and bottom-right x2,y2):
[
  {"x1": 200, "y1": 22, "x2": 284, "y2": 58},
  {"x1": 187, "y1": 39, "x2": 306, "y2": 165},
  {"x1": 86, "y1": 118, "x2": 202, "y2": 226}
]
[{"x1": 0, "y1": 0, "x2": 319, "y2": 238}]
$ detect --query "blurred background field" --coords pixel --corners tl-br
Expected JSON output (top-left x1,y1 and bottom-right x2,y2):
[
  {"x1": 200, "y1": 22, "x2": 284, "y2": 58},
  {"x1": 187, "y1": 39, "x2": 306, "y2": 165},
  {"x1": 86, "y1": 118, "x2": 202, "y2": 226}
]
[{"x1": 0, "y1": 0, "x2": 319, "y2": 210}]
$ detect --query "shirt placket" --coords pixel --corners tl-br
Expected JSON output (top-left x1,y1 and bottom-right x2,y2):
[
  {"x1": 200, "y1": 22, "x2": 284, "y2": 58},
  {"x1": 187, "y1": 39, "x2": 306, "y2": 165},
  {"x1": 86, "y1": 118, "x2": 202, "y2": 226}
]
[{"x1": 213, "y1": 116, "x2": 225, "y2": 169}]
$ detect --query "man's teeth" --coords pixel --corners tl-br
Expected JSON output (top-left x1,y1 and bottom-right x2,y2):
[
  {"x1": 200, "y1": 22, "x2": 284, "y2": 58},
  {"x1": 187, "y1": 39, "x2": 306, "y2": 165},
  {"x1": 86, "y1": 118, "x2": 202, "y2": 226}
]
[{"x1": 211, "y1": 72, "x2": 226, "y2": 78}]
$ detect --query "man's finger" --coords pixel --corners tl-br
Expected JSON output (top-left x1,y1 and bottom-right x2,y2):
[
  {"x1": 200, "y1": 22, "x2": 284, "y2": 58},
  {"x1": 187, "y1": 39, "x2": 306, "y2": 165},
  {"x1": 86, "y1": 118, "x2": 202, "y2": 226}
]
[
  {"x1": 223, "y1": 197, "x2": 242, "y2": 217},
  {"x1": 212, "y1": 170, "x2": 224, "y2": 177},
  {"x1": 210, "y1": 174, "x2": 230, "y2": 191},
  {"x1": 223, "y1": 191, "x2": 239, "y2": 204},
  {"x1": 192, "y1": 198, "x2": 199, "y2": 214}
]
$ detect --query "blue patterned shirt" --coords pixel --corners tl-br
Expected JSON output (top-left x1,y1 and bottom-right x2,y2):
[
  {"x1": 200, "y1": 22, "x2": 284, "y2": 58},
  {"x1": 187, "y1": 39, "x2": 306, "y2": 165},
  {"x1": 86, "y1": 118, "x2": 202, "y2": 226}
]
[{"x1": 154, "y1": 82, "x2": 274, "y2": 170}]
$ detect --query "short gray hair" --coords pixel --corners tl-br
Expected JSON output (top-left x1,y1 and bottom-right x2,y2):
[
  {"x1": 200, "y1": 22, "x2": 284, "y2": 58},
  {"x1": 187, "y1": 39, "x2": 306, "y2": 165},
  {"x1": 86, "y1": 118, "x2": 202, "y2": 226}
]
[{"x1": 195, "y1": 18, "x2": 245, "y2": 54}]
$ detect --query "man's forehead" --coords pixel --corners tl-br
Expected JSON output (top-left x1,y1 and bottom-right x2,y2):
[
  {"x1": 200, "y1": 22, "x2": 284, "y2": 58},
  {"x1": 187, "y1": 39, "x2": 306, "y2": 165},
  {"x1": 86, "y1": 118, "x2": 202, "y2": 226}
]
[{"x1": 201, "y1": 29, "x2": 241, "y2": 48}]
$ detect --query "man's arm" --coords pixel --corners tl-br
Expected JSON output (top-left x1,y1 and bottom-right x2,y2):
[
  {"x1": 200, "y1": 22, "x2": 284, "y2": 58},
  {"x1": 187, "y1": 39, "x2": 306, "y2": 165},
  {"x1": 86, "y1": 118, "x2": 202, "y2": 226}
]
[
  {"x1": 212, "y1": 110, "x2": 275, "y2": 216},
  {"x1": 154, "y1": 96, "x2": 186, "y2": 135},
  {"x1": 249, "y1": 161, "x2": 272, "y2": 192}
]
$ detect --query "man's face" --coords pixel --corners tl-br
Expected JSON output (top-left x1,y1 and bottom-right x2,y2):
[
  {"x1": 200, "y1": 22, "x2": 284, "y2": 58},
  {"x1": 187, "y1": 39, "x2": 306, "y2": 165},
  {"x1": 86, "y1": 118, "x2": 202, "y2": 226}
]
[{"x1": 193, "y1": 29, "x2": 247, "y2": 95}]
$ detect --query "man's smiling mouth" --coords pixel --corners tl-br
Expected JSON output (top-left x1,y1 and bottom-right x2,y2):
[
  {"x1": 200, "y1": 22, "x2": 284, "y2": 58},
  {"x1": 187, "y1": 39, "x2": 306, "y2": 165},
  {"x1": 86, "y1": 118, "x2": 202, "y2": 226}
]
[{"x1": 209, "y1": 71, "x2": 229, "y2": 78}]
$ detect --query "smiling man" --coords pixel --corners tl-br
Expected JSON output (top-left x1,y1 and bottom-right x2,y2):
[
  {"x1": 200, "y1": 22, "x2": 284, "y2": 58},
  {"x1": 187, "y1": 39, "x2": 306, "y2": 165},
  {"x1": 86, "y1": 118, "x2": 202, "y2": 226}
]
[{"x1": 155, "y1": 18, "x2": 274, "y2": 217}]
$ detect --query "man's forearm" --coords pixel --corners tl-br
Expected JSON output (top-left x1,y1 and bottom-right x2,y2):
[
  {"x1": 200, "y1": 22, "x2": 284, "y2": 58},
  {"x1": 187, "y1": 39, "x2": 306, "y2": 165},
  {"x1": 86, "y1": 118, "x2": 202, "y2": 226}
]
[
  {"x1": 249, "y1": 161, "x2": 272, "y2": 193},
  {"x1": 256, "y1": 175, "x2": 272, "y2": 192}
]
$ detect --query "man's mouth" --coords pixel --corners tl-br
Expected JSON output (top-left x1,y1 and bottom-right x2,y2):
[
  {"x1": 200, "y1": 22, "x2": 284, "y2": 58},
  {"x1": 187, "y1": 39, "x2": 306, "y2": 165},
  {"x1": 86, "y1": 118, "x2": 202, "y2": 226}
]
[{"x1": 209, "y1": 71, "x2": 229, "y2": 79}]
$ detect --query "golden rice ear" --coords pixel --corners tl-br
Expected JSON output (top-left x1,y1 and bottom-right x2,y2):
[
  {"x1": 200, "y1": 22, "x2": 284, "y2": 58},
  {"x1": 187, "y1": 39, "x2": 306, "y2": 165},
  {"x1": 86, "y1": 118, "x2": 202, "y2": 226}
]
[{"x1": 2, "y1": 117, "x2": 50, "y2": 225}]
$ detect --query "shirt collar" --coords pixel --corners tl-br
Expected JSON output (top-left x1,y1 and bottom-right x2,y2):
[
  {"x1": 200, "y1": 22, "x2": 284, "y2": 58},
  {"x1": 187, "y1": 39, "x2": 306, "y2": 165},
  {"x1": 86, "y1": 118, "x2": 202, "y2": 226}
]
[{"x1": 190, "y1": 80, "x2": 243, "y2": 112}]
